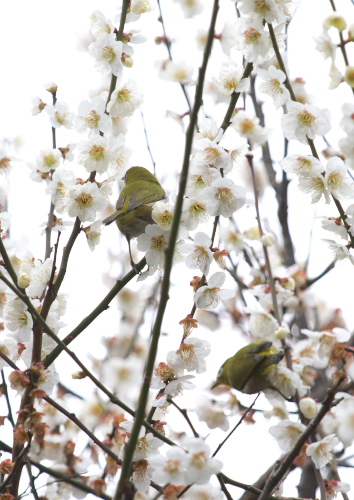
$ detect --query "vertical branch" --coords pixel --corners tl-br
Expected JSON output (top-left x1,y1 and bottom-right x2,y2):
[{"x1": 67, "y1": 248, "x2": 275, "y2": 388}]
[{"x1": 113, "y1": 2, "x2": 220, "y2": 498}]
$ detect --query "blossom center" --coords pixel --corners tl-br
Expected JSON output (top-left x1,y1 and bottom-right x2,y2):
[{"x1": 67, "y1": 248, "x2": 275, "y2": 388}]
[
  {"x1": 55, "y1": 111, "x2": 69, "y2": 125},
  {"x1": 178, "y1": 343, "x2": 196, "y2": 363},
  {"x1": 118, "y1": 88, "x2": 132, "y2": 103},
  {"x1": 244, "y1": 27, "x2": 262, "y2": 46},
  {"x1": 102, "y1": 46, "x2": 117, "y2": 63},
  {"x1": 76, "y1": 192, "x2": 93, "y2": 207},
  {"x1": 297, "y1": 110, "x2": 316, "y2": 128},
  {"x1": 90, "y1": 145, "x2": 106, "y2": 161},
  {"x1": 215, "y1": 187, "x2": 233, "y2": 201},
  {"x1": 0, "y1": 156, "x2": 11, "y2": 172},
  {"x1": 255, "y1": 0, "x2": 271, "y2": 15},
  {"x1": 165, "y1": 459, "x2": 182, "y2": 474},
  {"x1": 43, "y1": 154, "x2": 58, "y2": 169},
  {"x1": 327, "y1": 172, "x2": 343, "y2": 187},
  {"x1": 190, "y1": 451, "x2": 208, "y2": 469},
  {"x1": 85, "y1": 110, "x2": 100, "y2": 129},
  {"x1": 239, "y1": 118, "x2": 255, "y2": 134},
  {"x1": 151, "y1": 235, "x2": 167, "y2": 251}
]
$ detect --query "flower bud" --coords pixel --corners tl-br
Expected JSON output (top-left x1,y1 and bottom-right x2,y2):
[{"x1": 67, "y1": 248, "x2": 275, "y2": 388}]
[
  {"x1": 261, "y1": 232, "x2": 276, "y2": 247},
  {"x1": 348, "y1": 23, "x2": 354, "y2": 41},
  {"x1": 72, "y1": 371, "x2": 87, "y2": 379},
  {"x1": 44, "y1": 82, "x2": 57, "y2": 93},
  {"x1": 122, "y1": 54, "x2": 134, "y2": 68},
  {"x1": 299, "y1": 397, "x2": 318, "y2": 419},
  {"x1": 344, "y1": 66, "x2": 354, "y2": 87},
  {"x1": 323, "y1": 14, "x2": 347, "y2": 32},
  {"x1": 18, "y1": 273, "x2": 30, "y2": 289},
  {"x1": 275, "y1": 325, "x2": 290, "y2": 340},
  {"x1": 279, "y1": 277, "x2": 296, "y2": 290}
]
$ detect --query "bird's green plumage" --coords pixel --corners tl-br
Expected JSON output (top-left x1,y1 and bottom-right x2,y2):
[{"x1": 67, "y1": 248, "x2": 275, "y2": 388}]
[
  {"x1": 214, "y1": 340, "x2": 284, "y2": 394},
  {"x1": 103, "y1": 166, "x2": 166, "y2": 271}
]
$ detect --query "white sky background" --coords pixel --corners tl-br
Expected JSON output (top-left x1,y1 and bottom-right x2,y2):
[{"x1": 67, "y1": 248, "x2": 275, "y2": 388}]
[{"x1": 1, "y1": 0, "x2": 354, "y2": 497}]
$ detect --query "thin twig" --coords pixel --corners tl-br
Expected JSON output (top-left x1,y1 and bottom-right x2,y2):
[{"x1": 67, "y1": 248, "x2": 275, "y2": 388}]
[
  {"x1": 170, "y1": 399, "x2": 199, "y2": 437},
  {"x1": 212, "y1": 394, "x2": 260, "y2": 457},
  {"x1": 113, "y1": 2, "x2": 220, "y2": 498}
]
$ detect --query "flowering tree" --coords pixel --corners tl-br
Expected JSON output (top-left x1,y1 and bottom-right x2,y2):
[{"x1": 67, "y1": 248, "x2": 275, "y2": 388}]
[{"x1": 1, "y1": 1, "x2": 354, "y2": 500}]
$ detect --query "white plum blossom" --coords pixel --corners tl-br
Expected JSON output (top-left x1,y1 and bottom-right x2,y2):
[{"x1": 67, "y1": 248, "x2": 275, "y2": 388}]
[
  {"x1": 132, "y1": 433, "x2": 164, "y2": 462},
  {"x1": 280, "y1": 154, "x2": 324, "y2": 177},
  {"x1": 194, "y1": 119, "x2": 223, "y2": 143},
  {"x1": 314, "y1": 31, "x2": 337, "y2": 61},
  {"x1": 0, "y1": 337, "x2": 19, "y2": 368},
  {"x1": 258, "y1": 65, "x2": 290, "y2": 108},
  {"x1": 194, "y1": 272, "x2": 235, "y2": 311},
  {"x1": 186, "y1": 161, "x2": 221, "y2": 196},
  {"x1": 167, "y1": 337, "x2": 211, "y2": 374},
  {"x1": 83, "y1": 220, "x2": 103, "y2": 251},
  {"x1": 298, "y1": 173, "x2": 330, "y2": 204},
  {"x1": 218, "y1": 22, "x2": 238, "y2": 56},
  {"x1": 163, "y1": 60, "x2": 194, "y2": 85},
  {"x1": 77, "y1": 136, "x2": 115, "y2": 175},
  {"x1": 269, "y1": 420, "x2": 306, "y2": 451},
  {"x1": 220, "y1": 226, "x2": 245, "y2": 254},
  {"x1": 193, "y1": 139, "x2": 233, "y2": 172},
  {"x1": 91, "y1": 10, "x2": 114, "y2": 39},
  {"x1": 234, "y1": 17, "x2": 270, "y2": 63},
  {"x1": 324, "y1": 156, "x2": 353, "y2": 199},
  {"x1": 149, "y1": 447, "x2": 187, "y2": 486},
  {"x1": 339, "y1": 136, "x2": 354, "y2": 169},
  {"x1": 320, "y1": 217, "x2": 348, "y2": 240},
  {"x1": 247, "y1": 306, "x2": 279, "y2": 340},
  {"x1": 67, "y1": 182, "x2": 108, "y2": 222},
  {"x1": 152, "y1": 201, "x2": 174, "y2": 230},
  {"x1": 302, "y1": 327, "x2": 350, "y2": 359},
  {"x1": 182, "y1": 232, "x2": 213, "y2": 276},
  {"x1": 272, "y1": 365, "x2": 307, "y2": 398},
  {"x1": 239, "y1": 0, "x2": 284, "y2": 23},
  {"x1": 174, "y1": 0, "x2": 203, "y2": 17},
  {"x1": 75, "y1": 92, "x2": 112, "y2": 137},
  {"x1": 340, "y1": 102, "x2": 354, "y2": 133},
  {"x1": 281, "y1": 101, "x2": 331, "y2": 144},
  {"x1": 232, "y1": 111, "x2": 268, "y2": 148},
  {"x1": 181, "y1": 196, "x2": 210, "y2": 230},
  {"x1": 5, "y1": 299, "x2": 33, "y2": 339},
  {"x1": 36, "y1": 148, "x2": 61, "y2": 173},
  {"x1": 27, "y1": 259, "x2": 53, "y2": 298},
  {"x1": 107, "y1": 79, "x2": 144, "y2": 117},
  {"x1": 89, "y1": 34, "x2": 123, "y2": 76},
  {"x1": 31, "y1": 96, "x2": 45, "y2": 116},
  {"x1": 0, "y1": 212, "x2": 11, "y2": 233},
  {"x1": 306, "y1": 434, "x2": 339, "y2": 469},
  {"x1": 45, "y1": 101, "x2": 75, "y2": 129},
  {"x1": 322, "y1": 239, "x2": 354, "y2": 264},
  {"x1": 46, "y1": 168, "x2": 76, "y2": 210},
  {"x1": 204, "y1": 178, "x2": 246, "y2": 218},
  {"x1": 163, "y1": 375, "x2": 196, "y2": 398},
  {"x1": 196, "y1": 395, "x2": 229, "y2": 431},
  {"x1": 184, "y1": 438, "x2": 223, "y2": 484},
  {"x1": 137, "y1": 225, "x2": 170, "y2": 268},
  {"x1": 213, "y1": 64, "x2": 250, "y2": 95}
]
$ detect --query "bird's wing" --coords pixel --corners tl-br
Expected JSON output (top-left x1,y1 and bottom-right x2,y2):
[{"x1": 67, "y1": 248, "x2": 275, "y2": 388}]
[
  {"x1": 238, "y1": 353, "x2": 269, "y2": 391},
  {"x1": 127, "y1": 189, "x2": 166, "y2": 211}
]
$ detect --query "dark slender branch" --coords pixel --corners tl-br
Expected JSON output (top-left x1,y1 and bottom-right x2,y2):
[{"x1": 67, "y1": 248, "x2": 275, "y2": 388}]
[
  {"x1": 304, "y1": 261, "x2": 335, "y2": 288},
  {"x1": 169, "y1": 399, "x2": 199, "y2": 437},
  {"x1": 140, "y1": 109, "x2": 157, "y2": 176},
  {"x1": 1, "y1": 369, "x2": 14, "y2": 426},
  {"x1": 0, "y1": 440, "x2": 112, "y2": 500},
  {"x1": 212, "y1": 394, "x2": 259, "y2": 457},
  {"x1": 43, "y1": 258, "x2": 147, "y2": 368},
  {"x1": 258, "y1": 375, "x2": 346, "y2": 500},
  {"x1": 220, "y1": 63, "x2": 253, "y2": 132},
  {"x1": 113, "y1": 3, "x2": 220, "y2": 498}
]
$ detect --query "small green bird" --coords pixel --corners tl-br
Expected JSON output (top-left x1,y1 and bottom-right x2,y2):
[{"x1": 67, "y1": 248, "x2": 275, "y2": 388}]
[
  {"x1": 212, "y1": 340, "x2": 284, "y2": 394},
  {"x1": 103, "y1": 166, "x2": 166, "y2": 272}
]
